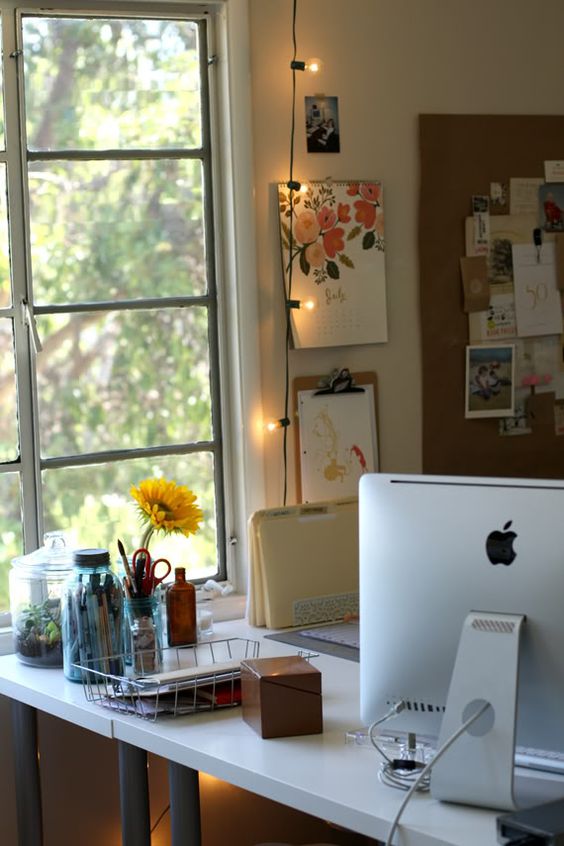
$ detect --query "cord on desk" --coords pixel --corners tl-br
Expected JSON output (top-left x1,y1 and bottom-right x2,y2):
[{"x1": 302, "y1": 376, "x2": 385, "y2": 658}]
[
  {"x1": 368, "y1": 701, "x2": 406, "y2": 764},
  {"x1": 384, "y1": 701, "x2": 492, "y2": 846},
  {"x1": 369, "y1": 703, "x2": 431, "y2": 793}
]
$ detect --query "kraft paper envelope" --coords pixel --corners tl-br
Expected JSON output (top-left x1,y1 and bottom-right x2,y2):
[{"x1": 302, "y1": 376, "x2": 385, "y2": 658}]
[{"x1": 247, "y1": 498, "x2": 359, "y2": 629}]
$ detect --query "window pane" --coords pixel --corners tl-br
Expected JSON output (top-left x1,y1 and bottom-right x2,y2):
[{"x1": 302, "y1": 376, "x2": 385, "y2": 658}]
[
  {"x1": 0, "y1": 472, "x2": 23, "y2": 612},
  {"x1": 37, "y1": 307, "x2": 212, "y2": 457},
  {"x1": 23, "y1": 17, "x2": 202, "y2": 151},
  {"x1": 0, "y1": 320, "x2": 18, "y2": 461},
  {"x1": 0, "y1": 16, "x2": 4, "y2": 150},
  {"x1": 0, "y1": 165, "x2": 10, "y2": 304},
  {"x1": 42, "y1": 452, "x2": 218, "y2": 579},
  {"x1": 29, "y1": 159, "x2": 206, "y2": 304}
]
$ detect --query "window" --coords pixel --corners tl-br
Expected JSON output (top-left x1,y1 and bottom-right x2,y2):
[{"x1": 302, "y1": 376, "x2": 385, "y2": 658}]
[{"x1": 0, "y1": 3, "x2": 235, "y2": 616}]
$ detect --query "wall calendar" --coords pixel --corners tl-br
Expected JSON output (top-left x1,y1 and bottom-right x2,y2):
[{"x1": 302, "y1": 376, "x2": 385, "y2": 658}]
[{"x1": 278, "y1": 180, "x2": 388, "y2": 349}]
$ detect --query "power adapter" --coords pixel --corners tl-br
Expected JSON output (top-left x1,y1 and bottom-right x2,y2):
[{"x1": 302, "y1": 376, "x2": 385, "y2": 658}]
[{"x1": 498, "y1": 798, "x2": 564, "y2": 846}]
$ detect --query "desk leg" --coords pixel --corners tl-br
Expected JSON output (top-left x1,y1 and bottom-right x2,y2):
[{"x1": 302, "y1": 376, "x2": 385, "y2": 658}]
[
  {"x1": 118, "y1": 740, "x2": 151, "y2": 846},
  {"x1": 10, "y1": 700, "x2": 43, "y2": 846},
  {"x1": 168, "y1": 761, "x2": 201, "y2": 846}
]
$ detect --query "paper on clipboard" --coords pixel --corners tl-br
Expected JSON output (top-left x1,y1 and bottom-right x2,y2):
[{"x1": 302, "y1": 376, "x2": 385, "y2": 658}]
[
  {"x1": 246, "y1": 498, "x2": 358, "y2": 628},
  {"x1": 298, "y1": 386, "x2": 378, "y2": 503}
]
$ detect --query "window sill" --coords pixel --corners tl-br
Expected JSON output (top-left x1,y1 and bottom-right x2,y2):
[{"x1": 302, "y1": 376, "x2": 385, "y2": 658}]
[
  {"x1": 197, "y1": 591, "x2": 246, "y2": 622},
  {"x1": 0, "y1": 629, "x2": 13, "y2": 657}
]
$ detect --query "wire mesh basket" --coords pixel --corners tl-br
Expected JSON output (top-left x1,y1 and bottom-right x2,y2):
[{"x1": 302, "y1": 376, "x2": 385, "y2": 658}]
[{"x1": 74, "y1": 637, "x2": 261, "y2": 721}]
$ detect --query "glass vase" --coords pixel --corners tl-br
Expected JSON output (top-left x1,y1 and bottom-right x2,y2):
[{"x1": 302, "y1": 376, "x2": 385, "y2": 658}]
[{"x1": 124, "y1": 595, "x2": 163, "y2": 675}]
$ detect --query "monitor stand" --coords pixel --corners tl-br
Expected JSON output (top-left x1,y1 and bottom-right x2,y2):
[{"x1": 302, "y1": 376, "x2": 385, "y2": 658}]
[{"x1": 430, "y1": 610, "x2": 524, "y2": 811}]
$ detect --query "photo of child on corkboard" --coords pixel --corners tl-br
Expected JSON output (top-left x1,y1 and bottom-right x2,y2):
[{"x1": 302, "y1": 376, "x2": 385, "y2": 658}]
[{"x1": 465, "y1": 345, "x2": 515, "y2": 418}]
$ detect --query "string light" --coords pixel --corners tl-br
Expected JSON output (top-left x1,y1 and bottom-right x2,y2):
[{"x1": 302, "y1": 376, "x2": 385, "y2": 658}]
[
  {"x1": 285, "y1": 296, "x2": 317, "y2": 311},
  {"x1": 265, "y1": 417, "x2": 291, "y2": 434},
  {"x1": 306, "y1": 57, "x2": 323, "y2": 74},
  {"x1": 289, "y1": 57, "x2": 323, "y2": 74},
  {"x1": 275, "y1": 0, "x2": 321, "y2": 504},
  {"x1": 301, "y1": 296, "x2": 317, "y2": 311}
]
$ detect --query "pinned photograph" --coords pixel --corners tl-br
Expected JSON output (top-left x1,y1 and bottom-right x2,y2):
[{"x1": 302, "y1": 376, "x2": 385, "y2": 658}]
[
  {"x1": 499, "y1": 388, "x2": 532, "y2": 436},
  {"x1": 465, "y1": 345, "x2": 515, "y2": 418},
  {"x1": 305, "y1": 96, "x2": 340, "y2": 153},
  {"x1": 539, "y1": 183, "x2": 564, "y2": 232}
]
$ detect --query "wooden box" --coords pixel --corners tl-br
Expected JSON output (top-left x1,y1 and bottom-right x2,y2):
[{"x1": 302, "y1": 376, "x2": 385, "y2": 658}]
[{"x1": 240, "y1": 655, "x2": 323, "y2": 739}]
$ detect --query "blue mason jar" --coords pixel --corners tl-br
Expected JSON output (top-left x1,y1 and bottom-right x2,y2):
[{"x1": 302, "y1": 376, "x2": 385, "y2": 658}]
[{"x1": 61, "y1": 548, "x2": 124, "y2": 682}]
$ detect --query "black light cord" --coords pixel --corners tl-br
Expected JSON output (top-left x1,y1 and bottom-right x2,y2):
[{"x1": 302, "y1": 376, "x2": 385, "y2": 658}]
[
  {"x1": 282, "y1": 0, "x2": 299, "y2": 506},
  {"x1": 151, "y1": 802, "x2": 170, "y2": 833}
]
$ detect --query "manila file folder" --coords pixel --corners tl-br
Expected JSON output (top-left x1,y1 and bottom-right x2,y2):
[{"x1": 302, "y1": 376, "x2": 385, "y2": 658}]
[{"x1": 247, "y1": 497, "x2": 358, "y2": 628}]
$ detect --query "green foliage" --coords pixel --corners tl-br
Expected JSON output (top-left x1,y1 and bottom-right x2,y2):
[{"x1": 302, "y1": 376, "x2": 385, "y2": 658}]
[
  {"x1": 326, "y1": 261, "x2": 340, "y2": 280},
  {"x1": 362, "y1": 230, "x2": 376, "y2": 249},
  {"x1": 338, "y1": 253, "x2": 355, "y2": 269},
  {"x1": 299, "y1": 249, "x2": 310, "y2": 276}
]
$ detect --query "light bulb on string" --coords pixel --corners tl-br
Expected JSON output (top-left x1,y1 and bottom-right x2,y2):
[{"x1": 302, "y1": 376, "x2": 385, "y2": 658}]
[
  {"x1": 290, "y1": 57, "x2": 323, "y2": 74},
  {"x1": 306, "y1": 57, "x2": 323, "y2": 74},
  {"x1": 301, "y1": 295, "x2": 317, "y2": 312},
  {"x1": 264, "y1": 417, "x2": 291, "y2": 434}
]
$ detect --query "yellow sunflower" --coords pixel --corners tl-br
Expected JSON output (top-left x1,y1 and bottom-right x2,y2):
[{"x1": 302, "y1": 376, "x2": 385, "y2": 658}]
[{"x1": 130, "y1": 478, "x2": 203, "y2": 547}]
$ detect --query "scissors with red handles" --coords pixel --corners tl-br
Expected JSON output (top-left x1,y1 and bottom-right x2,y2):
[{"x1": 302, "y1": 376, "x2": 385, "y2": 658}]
[{"x1": 131, "y1": 548, "x2": 172, "y2": 596}]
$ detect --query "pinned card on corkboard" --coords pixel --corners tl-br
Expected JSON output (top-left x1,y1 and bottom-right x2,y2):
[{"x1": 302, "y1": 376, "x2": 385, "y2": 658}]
[
  {"x1": 460, "y1": 256, "x2": 490, "y2": 312},
  {"x1": 554, "y1": 233, "x2": 564, "y2": 291}
]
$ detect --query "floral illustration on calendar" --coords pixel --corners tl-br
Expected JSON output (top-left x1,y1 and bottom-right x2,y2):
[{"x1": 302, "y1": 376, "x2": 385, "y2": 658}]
[{"x1": 278, "y1": 180, "x2": 388, "y2": 348}]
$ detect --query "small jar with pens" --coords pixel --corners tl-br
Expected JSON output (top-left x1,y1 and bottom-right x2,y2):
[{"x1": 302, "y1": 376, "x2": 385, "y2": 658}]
[
  {"x1": 61, "y1": 548, "x2": 124, "y2": 682},
  {"x1": 118, "y1": 541, "x2": 167, "y2": 675}
]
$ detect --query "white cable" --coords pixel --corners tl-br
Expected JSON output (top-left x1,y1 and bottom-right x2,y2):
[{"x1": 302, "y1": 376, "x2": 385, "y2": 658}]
[
  {"x1": 384, "y1": 701, "x2": 491, "y2": 846},
  {"x1": 368, "y1": 701, "x2": 406, "y2": 764}
]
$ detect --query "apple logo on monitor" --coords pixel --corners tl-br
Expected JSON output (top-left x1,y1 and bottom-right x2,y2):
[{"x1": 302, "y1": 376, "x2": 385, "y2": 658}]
[{"x1": 486, "y1": 521, "x2": 517, "y2": 565}]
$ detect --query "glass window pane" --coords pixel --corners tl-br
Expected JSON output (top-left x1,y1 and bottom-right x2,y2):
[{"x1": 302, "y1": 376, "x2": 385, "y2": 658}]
[
  {"x1": 42, "y1": 452, "x2": 217, "y2": 579},
  {"x1": 37, "y1": 307, "x2": 212, "y2": 458},
  {"x1": 0, "y1": 165, "x2": 11, "y2": 304},
  {"x1": 23, "y1": 17, "x2": 202, "y2": 151},
  {"x1": 29, "y1": 159, "x2": 206, "y2": 304},
  {"x1": 0, "y1": 320, "x2": 18, "y2": 461},
  {"x1": 0, "y1": 472, "x2": 23, "y2": 612}
]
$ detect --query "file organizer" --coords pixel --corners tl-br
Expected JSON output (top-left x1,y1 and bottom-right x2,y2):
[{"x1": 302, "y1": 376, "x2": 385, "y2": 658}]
[{"x1": 247, "y1": 497, "x2": 359, "y2": 628}]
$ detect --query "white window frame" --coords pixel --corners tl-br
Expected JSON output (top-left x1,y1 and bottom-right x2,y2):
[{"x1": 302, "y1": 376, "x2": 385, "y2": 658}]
[{"x1": 0, "y1": 0, "x2": 263, "y2": 653}]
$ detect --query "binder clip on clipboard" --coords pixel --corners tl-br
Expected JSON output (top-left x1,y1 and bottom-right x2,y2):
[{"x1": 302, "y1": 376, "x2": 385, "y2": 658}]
[{"x1": 314, "y1": 368, "x2": 365, "y2": 395}]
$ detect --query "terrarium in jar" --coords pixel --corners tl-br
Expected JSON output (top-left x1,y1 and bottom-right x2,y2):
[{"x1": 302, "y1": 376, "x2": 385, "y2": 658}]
[{"x1": 9, "y1": 531, "x2": 74, "y2": 667}]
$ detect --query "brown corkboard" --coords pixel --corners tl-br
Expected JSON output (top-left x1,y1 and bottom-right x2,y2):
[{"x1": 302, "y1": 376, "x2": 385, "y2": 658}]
[{"x1": 419, "y1": 114, "x2": 564, "y2": 478}]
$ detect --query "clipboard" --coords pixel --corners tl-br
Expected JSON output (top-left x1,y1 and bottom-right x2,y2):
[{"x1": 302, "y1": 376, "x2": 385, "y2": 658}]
[
  {"x1": 246, "y1": 498, "x2": 359, "y2": 629},
  {"x1": 293, "y1": 371, "x2": 379, "y2": 503}
]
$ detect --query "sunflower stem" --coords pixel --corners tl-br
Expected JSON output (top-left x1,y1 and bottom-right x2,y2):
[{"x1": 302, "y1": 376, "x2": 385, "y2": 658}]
[{"x1": 140, "y1": 526, "x2": 154, "y2": 551}]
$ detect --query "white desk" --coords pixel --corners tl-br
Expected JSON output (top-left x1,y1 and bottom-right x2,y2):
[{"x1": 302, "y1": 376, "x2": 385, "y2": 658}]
[{"x1": 0, "y1": 618, "x2": 499, "y2": 846}]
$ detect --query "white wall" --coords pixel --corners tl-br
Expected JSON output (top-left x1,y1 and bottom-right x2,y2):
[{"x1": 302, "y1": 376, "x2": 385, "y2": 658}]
[{"x1": 249, "y1": 0, "x2": 564, "y2": 506}]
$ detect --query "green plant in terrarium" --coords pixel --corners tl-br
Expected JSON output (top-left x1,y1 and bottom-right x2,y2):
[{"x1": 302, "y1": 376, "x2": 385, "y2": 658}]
[{"x1": 15, "y1": 599, "x2": 63, "y2": 666}]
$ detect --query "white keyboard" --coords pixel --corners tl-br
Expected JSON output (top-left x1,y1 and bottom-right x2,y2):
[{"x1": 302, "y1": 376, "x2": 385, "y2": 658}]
[
  {"x1": 297, "y1": 621, "x2": 360, "y2": 650},
  {"x1": 515, "y1": 746, "x2": 564, "y2": 775}
]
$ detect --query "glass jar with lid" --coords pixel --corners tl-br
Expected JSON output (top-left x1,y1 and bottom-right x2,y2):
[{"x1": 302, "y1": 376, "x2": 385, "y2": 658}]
[
  {"x1": 9, "y1": 531, "x2": 73, "y2": 668},
  {"x1": 61, "y1": 548, "x2": 124, "y2": 682}
]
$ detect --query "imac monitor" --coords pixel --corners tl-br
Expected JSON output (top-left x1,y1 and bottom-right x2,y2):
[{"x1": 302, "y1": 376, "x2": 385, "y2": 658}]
[{"x1": 359, "y1": 473, "x2": 564, "y2": 808}]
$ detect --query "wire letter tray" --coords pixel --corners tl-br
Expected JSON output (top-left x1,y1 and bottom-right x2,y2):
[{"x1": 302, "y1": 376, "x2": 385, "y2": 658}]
[{"x1": 74, "y1": 637, "x2": 260, "y2": 721}]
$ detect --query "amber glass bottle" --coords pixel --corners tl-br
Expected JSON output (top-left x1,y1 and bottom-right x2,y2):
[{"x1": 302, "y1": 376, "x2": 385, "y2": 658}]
[{"x1": 166, "y1": 567, "x2": 197, "y2": 646}]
